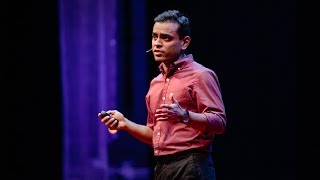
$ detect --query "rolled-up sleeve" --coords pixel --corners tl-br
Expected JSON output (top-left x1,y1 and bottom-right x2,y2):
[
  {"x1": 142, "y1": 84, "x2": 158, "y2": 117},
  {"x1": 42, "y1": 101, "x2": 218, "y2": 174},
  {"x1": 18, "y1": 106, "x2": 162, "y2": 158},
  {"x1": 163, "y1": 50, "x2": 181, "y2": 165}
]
[{"x1": 193, "y1": 70, "x2": 227, "y2": 134}]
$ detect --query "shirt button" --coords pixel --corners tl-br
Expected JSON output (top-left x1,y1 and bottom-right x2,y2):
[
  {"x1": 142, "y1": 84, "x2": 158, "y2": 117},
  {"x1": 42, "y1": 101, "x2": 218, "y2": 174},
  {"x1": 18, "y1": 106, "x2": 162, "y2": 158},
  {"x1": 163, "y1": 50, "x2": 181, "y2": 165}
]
[
  {"x1": 157, "y1": 132, "x2": 160, "y2": 136},
  {"x1": 166, "y1": 78, "x2": 170, "y2": 82},
  {"x1": 162, "y1": 97, "x2": 165, "y2": 101},
  {"x1": 178, "y1": 68, "x2": 181, "y2": 70},
  {"x1": 155, "y1": 150, "x2": 158, "y2": 154}
]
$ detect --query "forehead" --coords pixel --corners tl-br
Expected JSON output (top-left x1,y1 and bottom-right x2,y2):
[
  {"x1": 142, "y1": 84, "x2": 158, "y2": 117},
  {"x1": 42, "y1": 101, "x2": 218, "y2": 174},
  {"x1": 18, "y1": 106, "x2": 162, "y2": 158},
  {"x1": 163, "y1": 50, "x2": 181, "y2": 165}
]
[{"x1": 152, "y1": 22, "x2": 179, "y2": 35}]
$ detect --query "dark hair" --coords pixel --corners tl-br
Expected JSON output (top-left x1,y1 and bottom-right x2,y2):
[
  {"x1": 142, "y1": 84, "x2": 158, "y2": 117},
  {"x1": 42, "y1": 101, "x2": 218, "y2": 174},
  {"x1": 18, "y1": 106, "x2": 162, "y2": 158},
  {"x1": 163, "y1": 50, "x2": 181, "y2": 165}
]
[{"x1": 154, "y1": 10, "x2": 190, "y2": 39}]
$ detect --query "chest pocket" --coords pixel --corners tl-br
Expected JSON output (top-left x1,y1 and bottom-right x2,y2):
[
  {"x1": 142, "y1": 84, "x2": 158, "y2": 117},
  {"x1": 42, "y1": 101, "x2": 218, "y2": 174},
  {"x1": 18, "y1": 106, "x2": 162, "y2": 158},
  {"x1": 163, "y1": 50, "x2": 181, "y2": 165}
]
[{"x1": 167, "y1": 78, "x2": 194, "y2": 109}]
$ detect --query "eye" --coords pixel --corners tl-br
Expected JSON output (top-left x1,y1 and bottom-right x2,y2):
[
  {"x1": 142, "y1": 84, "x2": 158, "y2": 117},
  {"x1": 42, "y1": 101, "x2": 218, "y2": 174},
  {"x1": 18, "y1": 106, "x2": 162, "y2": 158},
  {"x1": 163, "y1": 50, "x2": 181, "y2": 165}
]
[
  {"x1": 152, "y1": 34, "x2": 158, "y2": 40},
  {"x1": 161, "y1": 35, "x2": 172, "y2": 41}
]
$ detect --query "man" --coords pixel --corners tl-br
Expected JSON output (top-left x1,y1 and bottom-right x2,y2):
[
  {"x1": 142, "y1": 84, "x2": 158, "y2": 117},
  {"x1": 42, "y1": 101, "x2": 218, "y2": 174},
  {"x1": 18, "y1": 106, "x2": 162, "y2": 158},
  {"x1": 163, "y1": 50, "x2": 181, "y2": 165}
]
[{"x1": 98, "y1": 9, "x2": 227, "y2": 180}]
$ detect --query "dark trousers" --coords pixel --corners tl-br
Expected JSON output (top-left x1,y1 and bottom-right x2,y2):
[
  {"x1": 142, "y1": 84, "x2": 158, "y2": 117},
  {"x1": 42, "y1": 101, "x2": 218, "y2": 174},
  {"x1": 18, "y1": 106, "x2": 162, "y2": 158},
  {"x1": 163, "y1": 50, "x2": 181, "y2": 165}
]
[{"x1": 153, "y1": 149, "x2": 216, "y2": 180}]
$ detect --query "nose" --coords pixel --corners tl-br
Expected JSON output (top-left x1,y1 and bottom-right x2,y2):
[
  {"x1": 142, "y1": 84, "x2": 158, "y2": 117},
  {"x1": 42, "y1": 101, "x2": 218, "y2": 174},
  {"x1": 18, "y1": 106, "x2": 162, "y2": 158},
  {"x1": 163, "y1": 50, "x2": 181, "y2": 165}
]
[{"x1": 153, "y1": 37, "x2": 162, "y2": 46}]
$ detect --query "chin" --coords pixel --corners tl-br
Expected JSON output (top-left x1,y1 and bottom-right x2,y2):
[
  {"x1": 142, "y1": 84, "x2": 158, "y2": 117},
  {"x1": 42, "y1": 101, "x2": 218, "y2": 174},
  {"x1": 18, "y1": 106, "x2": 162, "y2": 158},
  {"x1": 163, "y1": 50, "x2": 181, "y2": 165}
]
[{"x1": 154, "y1": 56, "x2": 164, "y2": 62}]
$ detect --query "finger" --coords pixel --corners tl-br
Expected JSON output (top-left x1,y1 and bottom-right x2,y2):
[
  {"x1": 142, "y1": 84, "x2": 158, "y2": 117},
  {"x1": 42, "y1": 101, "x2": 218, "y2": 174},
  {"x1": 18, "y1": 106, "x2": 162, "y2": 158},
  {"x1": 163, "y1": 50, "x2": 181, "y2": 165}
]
[
  {"x1": 109, "y1": 119, "x2": 119, "y2": 128},
  {"x1": 106, "y1": 110, "x2": 115, "y2": 115},
  {"x1": 104, "y1": 117, "x2": 116, "y2": 127},
  {"x1": 169, "y1": 93, "x2": 174, "y2": 103},
  {"x1": 101, "y1": 114, "x2": 114, "y2": 124},
  {"x1": 159, "y1": 104, "x2": 172, "y2": 109},
  {"x1": 169, "y1": 92, "x2": 179, "y2": 105},
  {"x1": 108, "y1": 129, "x2": 118, "y2": 134},
  {"x1": 101, "y1": 116, "x2": 110, "y2": 123},
  {"x1": 155, "y1": 112, "x2": 168, "y2": 117},
  {"x1": 156, "y1": 108, "x2": 169, "y2": 113},
  {"x1": 156, "y1": 116, "x2": 168, "y2": 121}
]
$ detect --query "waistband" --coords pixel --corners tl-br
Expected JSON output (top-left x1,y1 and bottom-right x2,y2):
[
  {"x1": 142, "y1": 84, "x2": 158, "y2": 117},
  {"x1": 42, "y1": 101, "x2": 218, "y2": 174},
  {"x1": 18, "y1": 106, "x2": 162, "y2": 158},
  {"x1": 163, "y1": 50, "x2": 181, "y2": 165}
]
[{"x1": 154, "y1": 149, "x2": 209, "y2": 165}]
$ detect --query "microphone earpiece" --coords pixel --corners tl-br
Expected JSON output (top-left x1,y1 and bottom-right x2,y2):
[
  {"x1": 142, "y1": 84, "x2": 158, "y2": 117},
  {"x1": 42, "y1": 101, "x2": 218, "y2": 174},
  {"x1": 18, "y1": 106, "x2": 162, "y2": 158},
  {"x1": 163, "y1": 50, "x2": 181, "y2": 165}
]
[{"x1": 146, "y1": 48, "x2": 152, "y2": 53}]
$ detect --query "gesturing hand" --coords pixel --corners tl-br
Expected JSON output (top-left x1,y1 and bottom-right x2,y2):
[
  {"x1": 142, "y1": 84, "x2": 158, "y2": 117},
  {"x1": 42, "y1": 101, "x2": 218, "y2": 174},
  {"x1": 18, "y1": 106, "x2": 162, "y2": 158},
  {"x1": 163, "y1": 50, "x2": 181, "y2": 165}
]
[
  {"x1": 155, "y1": 93, "x2": 185, "y2": 122},
  {"x1": 98, "y1": 110, "x2": 125, "y2": 134}
]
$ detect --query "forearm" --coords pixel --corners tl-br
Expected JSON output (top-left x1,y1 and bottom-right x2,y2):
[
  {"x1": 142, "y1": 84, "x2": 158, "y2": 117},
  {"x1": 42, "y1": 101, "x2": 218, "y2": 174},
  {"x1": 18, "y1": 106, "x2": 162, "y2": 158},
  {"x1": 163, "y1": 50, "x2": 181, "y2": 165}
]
[{"x1": 123, "y1": 118, "x2": 153, "y2": 145}]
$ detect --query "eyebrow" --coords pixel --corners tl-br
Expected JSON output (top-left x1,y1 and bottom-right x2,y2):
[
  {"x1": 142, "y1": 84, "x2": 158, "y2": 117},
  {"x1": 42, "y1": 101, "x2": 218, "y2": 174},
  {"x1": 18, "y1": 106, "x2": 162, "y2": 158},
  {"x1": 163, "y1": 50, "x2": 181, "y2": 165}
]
[{"x1": 152, "y1": 32, "x2": 174, "y2": 38}]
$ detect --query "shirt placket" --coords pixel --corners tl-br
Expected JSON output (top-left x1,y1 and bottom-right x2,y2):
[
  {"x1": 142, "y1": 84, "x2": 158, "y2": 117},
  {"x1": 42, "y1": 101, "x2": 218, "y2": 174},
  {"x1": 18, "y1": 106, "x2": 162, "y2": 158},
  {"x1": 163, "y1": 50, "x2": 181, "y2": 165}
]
[{"x1": 154, "y1": 76, "x2": 171, "y2": 155}]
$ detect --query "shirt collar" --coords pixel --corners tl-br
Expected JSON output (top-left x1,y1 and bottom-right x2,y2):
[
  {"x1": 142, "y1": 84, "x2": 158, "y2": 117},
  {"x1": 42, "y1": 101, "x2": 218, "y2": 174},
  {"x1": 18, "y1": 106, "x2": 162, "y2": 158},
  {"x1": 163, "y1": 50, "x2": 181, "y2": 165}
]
[{"x1": 158, "y1": 54, "x2": 194, "y2": 75}]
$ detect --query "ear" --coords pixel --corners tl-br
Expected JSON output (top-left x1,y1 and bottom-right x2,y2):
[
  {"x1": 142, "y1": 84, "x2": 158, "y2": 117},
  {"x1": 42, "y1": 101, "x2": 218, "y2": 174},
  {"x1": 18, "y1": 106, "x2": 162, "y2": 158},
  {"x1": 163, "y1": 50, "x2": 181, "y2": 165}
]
[{"x1": 181, "y1": 36, "x2": 191, "y2": 50}]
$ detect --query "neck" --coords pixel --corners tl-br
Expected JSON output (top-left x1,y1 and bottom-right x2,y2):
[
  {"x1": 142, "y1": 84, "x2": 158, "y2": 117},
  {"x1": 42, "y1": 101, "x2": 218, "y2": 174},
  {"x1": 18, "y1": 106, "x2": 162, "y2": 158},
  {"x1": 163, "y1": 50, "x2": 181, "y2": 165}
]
[{"x1": 162, "y1": 53, "x2": 186, "y2": 73}]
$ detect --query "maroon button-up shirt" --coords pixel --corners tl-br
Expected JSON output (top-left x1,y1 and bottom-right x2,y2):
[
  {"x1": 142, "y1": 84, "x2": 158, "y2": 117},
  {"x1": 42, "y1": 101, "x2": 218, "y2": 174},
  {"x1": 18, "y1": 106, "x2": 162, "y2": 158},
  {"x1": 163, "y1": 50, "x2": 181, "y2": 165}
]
[{"x1": 146, "y1": 54, "x2": 227, "y2": 156}]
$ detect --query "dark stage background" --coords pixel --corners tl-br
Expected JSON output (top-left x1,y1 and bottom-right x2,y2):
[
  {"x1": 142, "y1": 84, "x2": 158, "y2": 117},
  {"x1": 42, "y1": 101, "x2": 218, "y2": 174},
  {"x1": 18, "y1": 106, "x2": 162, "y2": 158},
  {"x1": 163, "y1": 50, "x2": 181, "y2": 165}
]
[{"x1": 5, "y1": 0, "x2": 315, "y2": 180}]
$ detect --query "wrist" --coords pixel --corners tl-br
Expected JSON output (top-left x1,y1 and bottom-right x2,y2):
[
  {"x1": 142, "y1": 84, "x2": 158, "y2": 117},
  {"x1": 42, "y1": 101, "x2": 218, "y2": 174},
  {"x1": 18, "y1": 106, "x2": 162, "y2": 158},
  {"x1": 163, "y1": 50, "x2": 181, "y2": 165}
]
[{"x1": 181, "y1": 109, "x2": 190, "y2": 123}]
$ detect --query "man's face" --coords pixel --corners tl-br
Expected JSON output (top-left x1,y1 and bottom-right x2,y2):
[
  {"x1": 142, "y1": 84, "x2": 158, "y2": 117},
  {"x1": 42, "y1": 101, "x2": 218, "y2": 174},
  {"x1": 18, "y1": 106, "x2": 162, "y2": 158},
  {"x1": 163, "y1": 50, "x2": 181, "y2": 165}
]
[{"x1": 151, "y1": 21, "x2": 184, "y2": 64}]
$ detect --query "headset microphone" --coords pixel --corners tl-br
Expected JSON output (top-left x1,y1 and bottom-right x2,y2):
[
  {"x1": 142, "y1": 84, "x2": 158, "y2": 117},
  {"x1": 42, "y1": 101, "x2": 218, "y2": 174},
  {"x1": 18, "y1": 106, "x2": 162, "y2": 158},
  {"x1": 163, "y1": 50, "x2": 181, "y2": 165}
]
[{"x1": 146, "y1": 48, "x2": 152, "y2": 53}]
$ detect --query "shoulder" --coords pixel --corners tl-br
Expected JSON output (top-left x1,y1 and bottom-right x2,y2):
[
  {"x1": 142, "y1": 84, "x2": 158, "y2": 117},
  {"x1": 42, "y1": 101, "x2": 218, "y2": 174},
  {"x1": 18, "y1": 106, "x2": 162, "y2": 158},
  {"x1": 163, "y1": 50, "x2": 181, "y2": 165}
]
[
  {"x1": 150, "y1": 73, "x2": 163, "y2": 84},
  {"x1": 190, "y1": 61, "x2": 218, "y2": 78}
]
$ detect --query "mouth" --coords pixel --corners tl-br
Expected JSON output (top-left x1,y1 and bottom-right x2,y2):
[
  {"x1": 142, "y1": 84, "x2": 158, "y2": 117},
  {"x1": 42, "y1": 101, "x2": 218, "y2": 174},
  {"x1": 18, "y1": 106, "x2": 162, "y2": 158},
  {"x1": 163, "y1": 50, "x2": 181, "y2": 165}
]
[{"x1": 153, "y1": 50, "x2": 163, "y2": 56}]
